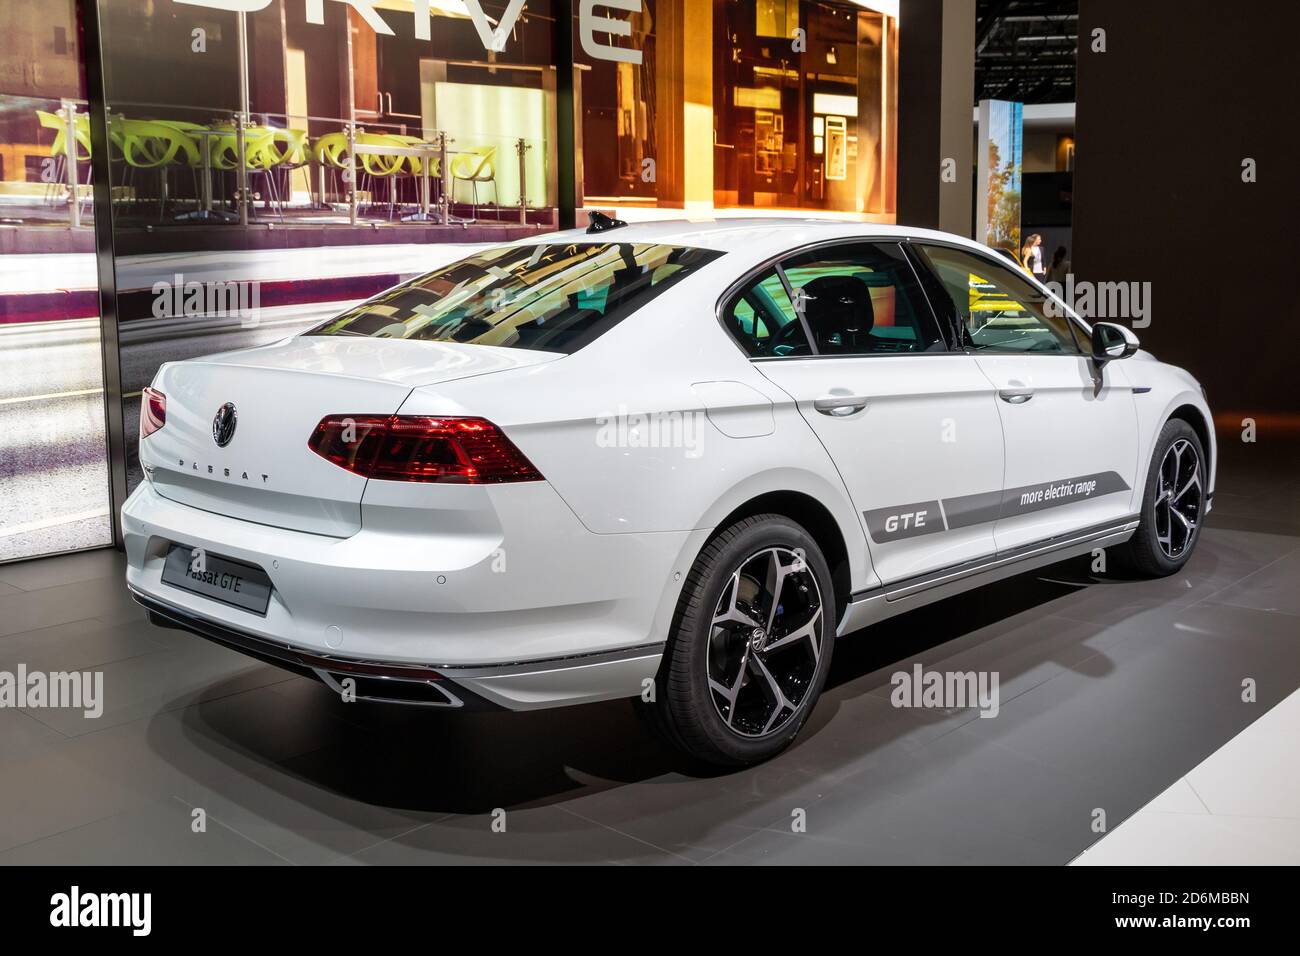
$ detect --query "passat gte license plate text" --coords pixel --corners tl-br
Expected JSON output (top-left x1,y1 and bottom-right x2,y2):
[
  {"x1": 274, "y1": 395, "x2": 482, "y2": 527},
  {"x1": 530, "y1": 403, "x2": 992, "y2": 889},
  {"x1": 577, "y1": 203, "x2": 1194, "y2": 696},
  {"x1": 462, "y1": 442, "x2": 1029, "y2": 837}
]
[{"x1": 161, "y1": 545, "x2": 272, "y2": 615}]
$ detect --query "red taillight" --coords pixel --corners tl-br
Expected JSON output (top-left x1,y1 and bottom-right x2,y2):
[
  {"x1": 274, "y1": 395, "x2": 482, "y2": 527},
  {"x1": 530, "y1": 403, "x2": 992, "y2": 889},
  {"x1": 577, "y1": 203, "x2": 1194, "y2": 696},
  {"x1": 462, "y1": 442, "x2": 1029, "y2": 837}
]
[
  {"x1": 307, "y1": 415, "x2": 543, "y2": 484},
  {"x1": 140, "y1": 386, "x2": 166, "y2": 438}
]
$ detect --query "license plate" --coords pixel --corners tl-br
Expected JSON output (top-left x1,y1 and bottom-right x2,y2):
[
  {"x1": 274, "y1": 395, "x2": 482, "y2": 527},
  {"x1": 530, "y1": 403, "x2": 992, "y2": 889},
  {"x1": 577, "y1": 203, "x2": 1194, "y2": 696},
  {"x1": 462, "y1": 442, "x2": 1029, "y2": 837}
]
[{"x1": 161, "y1": 544, "x2": 272, "y2": 616}]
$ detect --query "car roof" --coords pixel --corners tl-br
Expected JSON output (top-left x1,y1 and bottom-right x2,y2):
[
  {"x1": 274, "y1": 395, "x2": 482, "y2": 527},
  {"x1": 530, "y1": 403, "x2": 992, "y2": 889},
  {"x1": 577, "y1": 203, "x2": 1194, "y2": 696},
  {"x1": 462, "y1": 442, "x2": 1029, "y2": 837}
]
[{"x1": 512, "y1": 217, "x2": 998, "y2": 260}]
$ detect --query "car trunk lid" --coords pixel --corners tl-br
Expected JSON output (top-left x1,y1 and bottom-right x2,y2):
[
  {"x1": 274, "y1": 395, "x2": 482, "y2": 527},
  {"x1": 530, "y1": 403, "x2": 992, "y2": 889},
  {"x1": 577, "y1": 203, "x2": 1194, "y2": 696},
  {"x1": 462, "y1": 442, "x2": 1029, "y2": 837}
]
[{"x1": 141, "y1": 337, "x2": 560, "y2": 537}]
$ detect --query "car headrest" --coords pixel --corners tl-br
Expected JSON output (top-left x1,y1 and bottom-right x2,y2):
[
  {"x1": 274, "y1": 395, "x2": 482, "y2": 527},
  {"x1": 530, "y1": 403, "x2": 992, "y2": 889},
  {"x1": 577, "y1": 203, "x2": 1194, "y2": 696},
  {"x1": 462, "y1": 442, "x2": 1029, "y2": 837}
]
[{"x1": 800, "y1": 275, "x2": 874, "y2": 351}]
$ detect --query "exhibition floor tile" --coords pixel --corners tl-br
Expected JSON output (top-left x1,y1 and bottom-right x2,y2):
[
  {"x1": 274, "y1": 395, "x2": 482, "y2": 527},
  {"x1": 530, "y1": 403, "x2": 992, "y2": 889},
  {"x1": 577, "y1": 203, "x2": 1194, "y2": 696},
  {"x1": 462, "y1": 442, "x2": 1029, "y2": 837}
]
[
  {"x1": 0, "y1": 439, "x2": 1297, "y2": 864},
  {"x1": 1072, "y1": 687, "x2": 1300, "y2": 865}
]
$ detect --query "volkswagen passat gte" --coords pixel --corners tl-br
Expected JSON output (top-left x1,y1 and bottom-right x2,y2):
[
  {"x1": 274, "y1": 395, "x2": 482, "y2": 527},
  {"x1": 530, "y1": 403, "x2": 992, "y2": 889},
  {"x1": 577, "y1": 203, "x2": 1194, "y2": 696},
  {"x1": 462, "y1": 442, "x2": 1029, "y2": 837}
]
[{"x1": 125, "y1": 219, "x2": 1214, "y2": 765}]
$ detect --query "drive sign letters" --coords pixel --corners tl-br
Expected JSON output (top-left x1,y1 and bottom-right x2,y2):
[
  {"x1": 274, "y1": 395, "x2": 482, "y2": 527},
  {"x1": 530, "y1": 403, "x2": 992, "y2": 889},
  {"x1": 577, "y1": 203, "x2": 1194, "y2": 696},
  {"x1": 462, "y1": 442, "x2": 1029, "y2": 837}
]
[{"x1": 175, "y1": 0, "x2": 645, "y2": 65}]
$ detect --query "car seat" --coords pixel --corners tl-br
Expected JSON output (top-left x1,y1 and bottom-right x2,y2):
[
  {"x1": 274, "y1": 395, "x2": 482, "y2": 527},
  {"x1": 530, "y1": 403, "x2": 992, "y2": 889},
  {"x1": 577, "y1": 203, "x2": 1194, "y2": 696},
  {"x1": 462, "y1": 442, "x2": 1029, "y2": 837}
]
[{"x1": 800, "y1": 274, "x2": 874, "y2": 353}]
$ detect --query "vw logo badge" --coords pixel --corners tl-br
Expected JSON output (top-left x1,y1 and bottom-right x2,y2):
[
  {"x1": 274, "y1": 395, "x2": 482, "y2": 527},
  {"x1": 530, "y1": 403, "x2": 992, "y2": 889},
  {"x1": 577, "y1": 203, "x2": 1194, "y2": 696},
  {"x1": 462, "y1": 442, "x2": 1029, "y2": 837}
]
[{"x1": 212, "y1": 403, "x2": 238, "y2": 447}]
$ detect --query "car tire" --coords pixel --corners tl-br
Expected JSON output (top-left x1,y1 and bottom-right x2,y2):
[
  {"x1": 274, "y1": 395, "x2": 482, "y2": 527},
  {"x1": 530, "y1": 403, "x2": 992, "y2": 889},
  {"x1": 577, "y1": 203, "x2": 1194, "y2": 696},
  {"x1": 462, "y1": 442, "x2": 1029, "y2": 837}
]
[
  {"x1": 1113, "y1": 418, "x2": 1207, "y2": 577},
  {"x1": 647, "y1": 513, "x2": 836, "y2": 767}
]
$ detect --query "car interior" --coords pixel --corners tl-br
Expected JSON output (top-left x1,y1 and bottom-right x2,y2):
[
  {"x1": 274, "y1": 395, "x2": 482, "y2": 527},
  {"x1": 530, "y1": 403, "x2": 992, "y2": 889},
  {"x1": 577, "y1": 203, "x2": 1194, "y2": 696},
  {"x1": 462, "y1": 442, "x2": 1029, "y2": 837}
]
[
  {"x1": 916, "y1": 244, "x2": 1079, "y2": 354},
  {"x1": 726, "y1": 256, "x2": 941, "y2": 358}
]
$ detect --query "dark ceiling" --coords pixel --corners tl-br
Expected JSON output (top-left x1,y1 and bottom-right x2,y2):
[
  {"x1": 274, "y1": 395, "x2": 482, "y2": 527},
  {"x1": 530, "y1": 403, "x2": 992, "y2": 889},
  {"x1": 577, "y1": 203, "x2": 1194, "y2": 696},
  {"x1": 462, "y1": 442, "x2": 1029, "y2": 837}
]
[{"x1": 974, "y1": 0, "x2": 1078, "y2": 104}]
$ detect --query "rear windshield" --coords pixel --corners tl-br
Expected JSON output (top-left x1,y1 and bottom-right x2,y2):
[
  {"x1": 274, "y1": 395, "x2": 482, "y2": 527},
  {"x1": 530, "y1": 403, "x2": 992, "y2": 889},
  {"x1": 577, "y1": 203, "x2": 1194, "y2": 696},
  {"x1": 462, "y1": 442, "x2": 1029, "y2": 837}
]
[{"x1": 306, "y1": 241, "x2": 723, "y2": 354}]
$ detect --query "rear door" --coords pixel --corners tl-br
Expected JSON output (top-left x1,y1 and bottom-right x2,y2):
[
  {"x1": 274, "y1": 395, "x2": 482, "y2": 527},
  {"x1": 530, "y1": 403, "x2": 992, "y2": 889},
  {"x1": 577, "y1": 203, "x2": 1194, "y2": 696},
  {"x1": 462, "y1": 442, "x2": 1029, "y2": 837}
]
[
  {"x1": 734, "y1": 241, "x2": 1006, "y2": 586},
  {"x1": 911, "y1": 242, "x2": 1140, "y2": 553}
]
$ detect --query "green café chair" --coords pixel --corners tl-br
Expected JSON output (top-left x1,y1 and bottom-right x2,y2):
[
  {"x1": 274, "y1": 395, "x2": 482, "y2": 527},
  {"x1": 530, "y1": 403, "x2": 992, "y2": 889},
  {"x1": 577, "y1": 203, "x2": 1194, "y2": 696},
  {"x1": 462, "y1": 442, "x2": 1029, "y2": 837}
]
[
  {"x1": 375, "y1": 131, "x2": 442, "y2": 216},
  {"x1": 264, "y1": 128, "x2": 309, "y2": 169},
  {"x1": 248, "y1": 127, "x2": 309, "y2": 216},
  {"x1": 313, "y1": 131, "x2": 356, "y2": 206},
  {"x1": 355, "y1": 131, "x2": 409, "y2": 217},
  {"x1": 115, "y1": 118, "x2": 202, "y2": 218},
  {"x1": 451, "y1": 145, "x2": 498, "y2": 218},
  {"x1": 118, "y1": 119, "x2": 201, "y2": 169},
  {"x1": 152, "y1": 119, "x2": 212, "y2": 213},
  {"x1": 36, "y1": 109, "x2": 92, "y2": 163},
  {"x1": 36, "y1": 109, "x2": 92, "y2": 211},
  {"x1": 207, "y1": 124, "x2": 278, "y2": 217},
  {"x1": 390, "y1": 134, "x2": 440, "y2": 212}
]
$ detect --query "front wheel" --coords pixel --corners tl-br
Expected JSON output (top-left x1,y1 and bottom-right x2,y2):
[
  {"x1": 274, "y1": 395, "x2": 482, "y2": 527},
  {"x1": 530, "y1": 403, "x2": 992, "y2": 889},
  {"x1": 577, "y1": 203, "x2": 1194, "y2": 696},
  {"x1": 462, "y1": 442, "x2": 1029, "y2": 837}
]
[
  {"x1": 648, "y1": 514, "x2": 835, "y2": 767},
  {"x1": 1114, "y1": 419, "x2": 1207, "y2": 576}
]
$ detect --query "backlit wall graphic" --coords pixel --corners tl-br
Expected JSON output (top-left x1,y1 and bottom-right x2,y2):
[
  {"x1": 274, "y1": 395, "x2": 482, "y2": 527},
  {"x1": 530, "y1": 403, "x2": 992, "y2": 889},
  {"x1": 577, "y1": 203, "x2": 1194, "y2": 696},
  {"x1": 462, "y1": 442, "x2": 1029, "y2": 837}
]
[{"x1": 976, "y1": 98, "x2": 1024, "y2": 254}]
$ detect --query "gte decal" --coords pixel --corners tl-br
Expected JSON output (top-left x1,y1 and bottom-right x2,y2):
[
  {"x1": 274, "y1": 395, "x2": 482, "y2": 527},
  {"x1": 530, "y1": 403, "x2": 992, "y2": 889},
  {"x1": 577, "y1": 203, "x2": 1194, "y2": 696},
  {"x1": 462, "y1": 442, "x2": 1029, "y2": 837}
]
[
  {"x1": 864, "y1": 471, "x2": 1131, "y2": 544},
  {"x1": 864, "y1": 499, "x2": 945, "y2": 543}
]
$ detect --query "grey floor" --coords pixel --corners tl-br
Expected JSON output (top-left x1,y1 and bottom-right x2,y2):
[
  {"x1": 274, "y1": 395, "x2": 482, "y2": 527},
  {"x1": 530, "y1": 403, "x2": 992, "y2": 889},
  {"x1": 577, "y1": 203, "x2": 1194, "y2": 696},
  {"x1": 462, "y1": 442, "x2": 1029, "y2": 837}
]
[{"x1": 0, "y1": 435, "x2": 1296, "y2": 865}]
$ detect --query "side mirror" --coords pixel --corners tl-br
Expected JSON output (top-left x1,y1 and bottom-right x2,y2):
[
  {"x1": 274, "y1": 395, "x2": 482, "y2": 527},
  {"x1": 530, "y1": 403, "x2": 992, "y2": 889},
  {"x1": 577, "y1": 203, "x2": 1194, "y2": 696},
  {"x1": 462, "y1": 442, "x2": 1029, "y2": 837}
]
[{"x1": 1090, "y1": 322, "x2": 1140, "y2": 364}]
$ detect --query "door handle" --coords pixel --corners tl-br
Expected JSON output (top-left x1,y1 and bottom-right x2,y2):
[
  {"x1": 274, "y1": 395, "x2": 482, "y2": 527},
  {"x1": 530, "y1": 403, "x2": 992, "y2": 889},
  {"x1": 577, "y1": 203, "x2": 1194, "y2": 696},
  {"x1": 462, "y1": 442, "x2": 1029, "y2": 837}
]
[
  {"x1": 813, "y1": 394, "x2": 870, "y2": 416},
  {"x1": 998, "y1": 388, "x2": 1035, "y2": 404}
]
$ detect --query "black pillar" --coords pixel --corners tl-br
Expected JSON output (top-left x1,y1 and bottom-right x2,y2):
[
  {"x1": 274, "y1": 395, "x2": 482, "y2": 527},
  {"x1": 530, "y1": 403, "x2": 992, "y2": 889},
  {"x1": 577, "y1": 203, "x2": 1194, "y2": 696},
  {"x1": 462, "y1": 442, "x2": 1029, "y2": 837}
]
[
  {"x1": 1074, "y1": 0, "x2": 1300, "y2": 413},
  {"x1": 79, "y1": 0, "x2": 128, "y2": 548},
  {"x1": 896, "y1": 0, "x2": 975, "y2": 235},
  {"x1": 554, "y1": 0, "x2": 577, "y2": 230}
]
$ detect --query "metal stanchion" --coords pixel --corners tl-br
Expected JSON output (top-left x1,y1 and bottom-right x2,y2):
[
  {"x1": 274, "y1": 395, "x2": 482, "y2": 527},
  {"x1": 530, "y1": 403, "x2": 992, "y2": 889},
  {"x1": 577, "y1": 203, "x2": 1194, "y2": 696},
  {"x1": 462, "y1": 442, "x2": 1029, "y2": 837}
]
[
  {"x1": 347, "y1": 123, "x2": 359, "y2": 226},
  {"x1": 236, "y1": 11, "x2": 251, "y2": 226},
  {"x1": 62, "y1": 100, "x2": 81, "y2": 228},
  {"x1": 516, "y1": 137, "x2": 531, "y2": 225},
  {"x1": 420, "y1": 151, "x2": 431, "y2": 217},
  {"x1": 235, "y1": 114, "x2": 248, "y2": 226},
  {"x1": 439, "y1": 130, "x2": 451, "y2": 224}
]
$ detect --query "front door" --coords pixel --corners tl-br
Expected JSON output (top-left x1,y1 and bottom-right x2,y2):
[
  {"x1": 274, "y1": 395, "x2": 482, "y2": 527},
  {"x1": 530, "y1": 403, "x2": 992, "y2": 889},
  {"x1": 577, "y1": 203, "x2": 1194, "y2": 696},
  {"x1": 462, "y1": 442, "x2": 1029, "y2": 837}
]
[
  {"x1": 727, "y1": 241, "x2": 1006, "y2": 585},
  {"x1": 911, "y1": 243, "x2": 1141, "y2": 554}
]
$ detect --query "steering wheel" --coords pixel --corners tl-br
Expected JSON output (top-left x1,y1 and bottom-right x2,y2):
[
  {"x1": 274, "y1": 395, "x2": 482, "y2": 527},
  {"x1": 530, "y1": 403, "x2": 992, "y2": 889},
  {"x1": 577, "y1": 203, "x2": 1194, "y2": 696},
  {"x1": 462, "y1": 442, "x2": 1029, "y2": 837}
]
[{"x1": 770, "y1": 315, "x2": 812, "y2": 354}]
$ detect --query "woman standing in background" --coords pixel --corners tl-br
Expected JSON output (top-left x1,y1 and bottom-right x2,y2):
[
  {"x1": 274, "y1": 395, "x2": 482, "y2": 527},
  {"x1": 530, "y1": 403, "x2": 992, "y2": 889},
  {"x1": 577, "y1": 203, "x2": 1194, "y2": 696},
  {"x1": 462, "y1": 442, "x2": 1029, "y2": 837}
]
[
  {"x1": 1019, "y1": 235, "x2": 1037, "y2": 276},
  {"x1": 1022, "y1": 233, "x2": 1045, "y2": 278}
]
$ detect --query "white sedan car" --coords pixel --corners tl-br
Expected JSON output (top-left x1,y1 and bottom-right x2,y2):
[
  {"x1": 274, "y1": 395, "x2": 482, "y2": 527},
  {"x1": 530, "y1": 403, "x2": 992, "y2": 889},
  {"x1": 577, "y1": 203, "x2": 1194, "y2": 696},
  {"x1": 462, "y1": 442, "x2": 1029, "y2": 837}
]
[{"x1": 124, "y1": 218, "x2": 1214, "y2": 765}]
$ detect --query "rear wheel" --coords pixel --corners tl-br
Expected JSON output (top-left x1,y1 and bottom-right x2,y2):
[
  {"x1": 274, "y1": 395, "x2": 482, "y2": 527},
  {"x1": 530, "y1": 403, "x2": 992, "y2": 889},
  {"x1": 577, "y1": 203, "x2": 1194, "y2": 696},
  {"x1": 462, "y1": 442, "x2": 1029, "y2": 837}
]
[
  {"x1": 649, "y1": 514, "x2": 835, "y2": 767},
  {"x1": 1114, "y1": 419, "x2": 1207, "y2": 576}
]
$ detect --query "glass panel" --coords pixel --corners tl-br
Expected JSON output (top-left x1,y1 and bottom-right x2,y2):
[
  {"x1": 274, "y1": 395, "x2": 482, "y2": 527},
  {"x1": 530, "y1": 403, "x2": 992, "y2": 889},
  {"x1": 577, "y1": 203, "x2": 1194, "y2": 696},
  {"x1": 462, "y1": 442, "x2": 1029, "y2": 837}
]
[
  {"x1": 577, "y1": 0, "x2": 898, "y2": 219},
  {"x1": 0, "y1": 1, "x2": 113, "y2": 562},
  {"x1": 77, "y1": 0, "x2": 904, "y2": 512},
  {"x1": 755, "y1": 0, "x2": 801, "y2": 40},
  {"x1": 311, "y1": 242, "x2": 723, "y2": 354},
  {"x1": 721, "y1": 269, "x2": 810, "y2": 358},
  {"x1": 95, "y1": 0, "x2": 561, "y2": 495},
  {"x1": 915, "y1": 244, "x2": 1082, "y2": 354},
  {"x1": 95, "y1": 1, "x2": 557, "y2": 232},
  {"x1": 712, "y1": 0, "x2": 897, "y2": 215},
  {"x1": 781, "y1": 243, "x2": 943, "y2": 355},
  {"x1": 579, "y1": 0, "x2": 659, "y2": 204}
]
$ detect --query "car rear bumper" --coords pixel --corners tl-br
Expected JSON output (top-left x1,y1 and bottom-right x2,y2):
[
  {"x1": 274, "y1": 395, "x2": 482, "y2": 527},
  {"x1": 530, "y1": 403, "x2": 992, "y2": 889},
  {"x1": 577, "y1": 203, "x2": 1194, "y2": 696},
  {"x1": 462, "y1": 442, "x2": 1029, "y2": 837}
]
[
  {"x1": 134, "y1": 588, "x2": 664, "y2": 710},
  {"x1": 123, "y1": 479, "x2": 696, "y2": 709}
]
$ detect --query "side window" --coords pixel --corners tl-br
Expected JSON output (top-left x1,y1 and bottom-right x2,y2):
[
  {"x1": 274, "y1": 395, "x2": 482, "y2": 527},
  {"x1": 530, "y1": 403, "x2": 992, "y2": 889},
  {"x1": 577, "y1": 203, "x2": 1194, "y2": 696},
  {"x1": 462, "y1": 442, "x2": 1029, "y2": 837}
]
[
  {"x1": 780, "y1": 242, "x2": 944, "y2": 355},
  {"x1": 722, "y1": 269, "x2": 813, "y2": 358},
  {"x1": 913, "y1": 244, "x2": 1081, "y2": 354}
]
